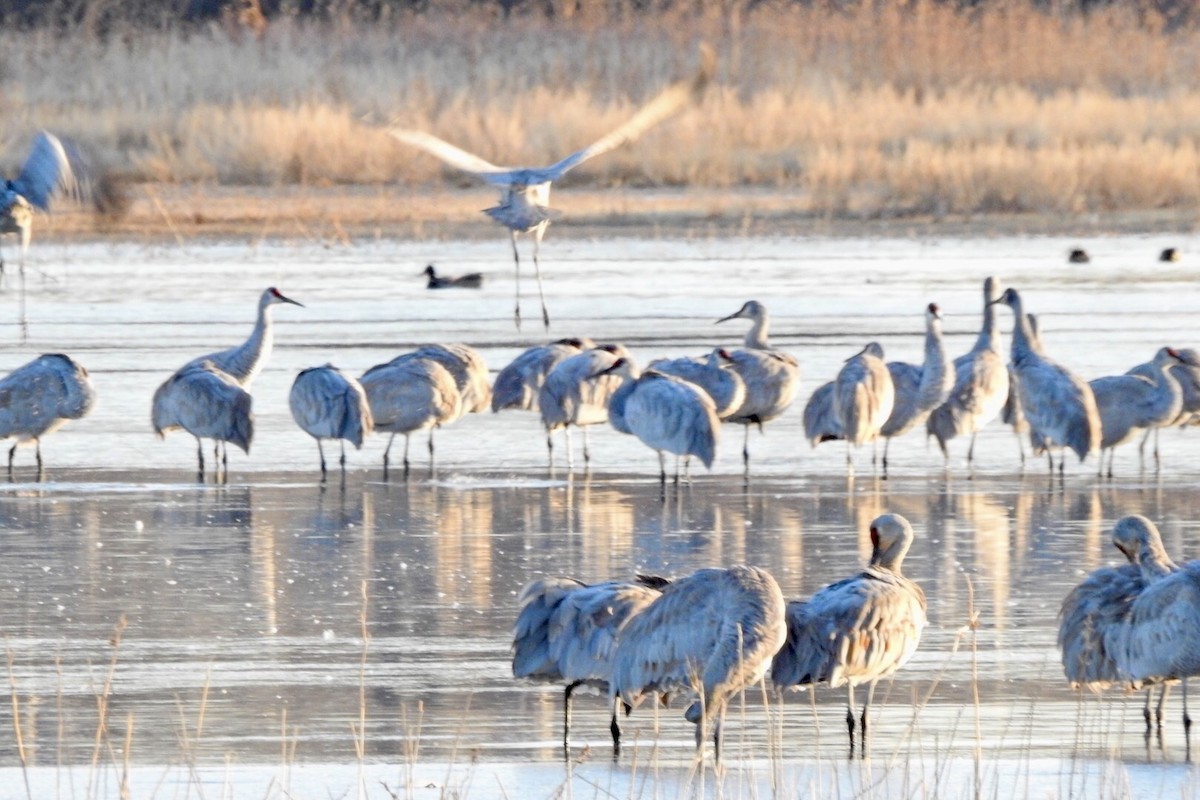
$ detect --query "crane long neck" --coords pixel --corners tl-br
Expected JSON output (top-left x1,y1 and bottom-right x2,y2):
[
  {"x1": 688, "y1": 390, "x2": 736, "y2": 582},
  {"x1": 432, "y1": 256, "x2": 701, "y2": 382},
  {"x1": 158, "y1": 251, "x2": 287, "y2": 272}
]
[
  {"x1": 227, "y1": 298, "x2": 274, "y2": 386},
  {"x1": 916, "y1": 318, "x2": 949, "y2": 403},
  {"x1": 974, "y1": 294, "x2": 1001, "y2": 354},
  {"x1": 1006, "y1": 299, "x2": 1037, "y2": 363},
  {"x1": 745, "y1": 312, "x2": 770, "y2": 350}
]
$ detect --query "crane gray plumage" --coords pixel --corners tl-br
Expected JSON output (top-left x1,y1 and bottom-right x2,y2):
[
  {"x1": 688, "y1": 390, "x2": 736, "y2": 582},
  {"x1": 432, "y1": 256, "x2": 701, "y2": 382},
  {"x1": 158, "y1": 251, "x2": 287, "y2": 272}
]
[
  {"x1": 289, "y1": 365, "x2": 374, "y2": 479},
  {"x1": 715, "y1": 300, "x2": 801, "y2": 473},
  {"x1": 648, "y1": 348, "x2": 747, "y2": 419},
  {"x1": 1002, "y1": 313, "x2": 1043, "y2": 464},
  {"x1": 599, "y1": 358, "x2": 720, "y2": 483},
  {"x1": 388, "y1": 343, "x2": 491, "y2": 414},
  {"x1": 1127, "y1": 347, "x2": 1200, "y2": 466},
  {"x1": 608, "y1": 565, "x2": 786, "y2": 761},
  {"x1": 2, "y1": 132, "x2": 85, "y2": 339},
  {"x1": 513, "y1": 575, "x2": 668, "y2": 752},
  {"x1": 492, "y1": 338, "x2": 595, "y2": 413},
  {"x1": 878, "y1": 303, "x2": 954, "y2": 474},
  {"x1": 927, "y1": 277, "x2": 1010, "y2": 466},
  {"x1": 1089, "y1": 347, "x2": 1182, "y2": 477},
  {"x1": 834, "y1": 342, "x2": 894, "y2": 468},
  {"x1": 1058, "y1": 515, "x2": 1177, "y2": 732},
  {"x1": 184, "y1": 287, "x2": 304, "y2": 387},
  {"x1": 0, "y1": 353, "x2": 95, "y2": 473},
  {"x1": 802, "y1": 381, "x2": 841, "y2": 447},
  {"x1": 539, "y1": 344, "x2": 631, "y2": 470},
  {"x1": 1112, "y1": 523, "x2": 1200, "y2": 752},
  {"x1": 993, "y1": 287, "x2": 1100, "y2": 471},
  {"x1": 389, "y1": 49, "x2": 713, "y2": 331},
  {"x1": 359, "y1": 356, "x2": 463, "y2": 479},
  {"x1": 152, "y1": 361, "x2": 253, "y2": 480},
  {"x1": 772, "y1": 513, "x2": 926, "y2": 758}
]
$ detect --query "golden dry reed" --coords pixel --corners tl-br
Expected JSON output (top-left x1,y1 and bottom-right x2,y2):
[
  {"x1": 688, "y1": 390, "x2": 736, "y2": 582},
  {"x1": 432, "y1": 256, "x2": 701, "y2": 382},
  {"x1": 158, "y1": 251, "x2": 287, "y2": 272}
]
[{"x1": 2, "y1": 3, "x2": 1200, "y2": 217}]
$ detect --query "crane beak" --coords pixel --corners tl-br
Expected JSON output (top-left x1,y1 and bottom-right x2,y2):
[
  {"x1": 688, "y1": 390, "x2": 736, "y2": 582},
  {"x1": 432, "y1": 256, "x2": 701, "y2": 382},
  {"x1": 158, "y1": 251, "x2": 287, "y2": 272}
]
[
  {"x1": 280, "y1": 294, "x2": 305, "y2": 308},
  {"x1": 843, "y1": 345, "x2": 869, "y2": 363},
  {"x1": 715, "y1": 311, "x2": 741, "y2": 325}
]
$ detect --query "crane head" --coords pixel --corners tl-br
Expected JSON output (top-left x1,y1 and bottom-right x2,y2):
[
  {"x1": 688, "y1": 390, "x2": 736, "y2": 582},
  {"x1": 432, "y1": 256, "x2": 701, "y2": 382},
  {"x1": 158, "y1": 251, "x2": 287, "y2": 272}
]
[{"x1": 266, "y1": 287, "x2": 305, "y2": 308}]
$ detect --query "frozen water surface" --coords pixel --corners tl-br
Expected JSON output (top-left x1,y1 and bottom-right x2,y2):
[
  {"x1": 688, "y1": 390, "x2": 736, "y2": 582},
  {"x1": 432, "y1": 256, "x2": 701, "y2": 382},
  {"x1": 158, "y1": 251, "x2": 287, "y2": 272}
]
[{"x1": 0, "y1": 233, "x2": 1199, "y2": 797}]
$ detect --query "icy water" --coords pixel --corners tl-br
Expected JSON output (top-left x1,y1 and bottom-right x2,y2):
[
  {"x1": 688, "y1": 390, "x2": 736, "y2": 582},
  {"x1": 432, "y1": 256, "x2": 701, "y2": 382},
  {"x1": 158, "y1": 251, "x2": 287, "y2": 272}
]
[{"x1": 2, "y1": 232, "x2": 1200, "y2": 797}]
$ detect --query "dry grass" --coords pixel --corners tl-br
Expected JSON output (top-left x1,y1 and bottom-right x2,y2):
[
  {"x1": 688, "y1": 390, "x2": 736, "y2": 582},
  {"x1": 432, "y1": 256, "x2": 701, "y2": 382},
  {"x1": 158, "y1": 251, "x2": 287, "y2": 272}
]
[{"x1": 2, "y1": 4, "x2": 1200, "y2": 218}]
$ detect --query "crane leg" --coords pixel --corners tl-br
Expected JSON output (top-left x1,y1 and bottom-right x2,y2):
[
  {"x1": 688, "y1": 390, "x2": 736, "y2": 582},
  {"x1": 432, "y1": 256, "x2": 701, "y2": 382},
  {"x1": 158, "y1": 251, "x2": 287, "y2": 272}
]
[
  {"x1": 317, "y1": 440, "x2": 327, "y2": 481},
  {"x1": 510, "y1": 230, "x2": 522, "y2": 331},
  {"x1": 403, "y1": 433, "x2": 412, "y2": 480},
  {"x1": 1158, "y1": 683, "x2": 1172, "y2": 731},
  {"x1": 882, "y1": 438, "x2": 890, "y2": 480},
  {"x1": 428, "y1": 428, "x2": 436, "y2": 476},
  {"x1": 610, "y1": 695, "x2": 622, "y2": 758},
  {"x1": 845, "y1": 683, "x2": 858, "y2": 760},
  {"x1": 860, "y1": 681, "x2": 878, "y2": 759},
  {"x1": 34, "y1": 439, "x2": 42, "y2": 477},
  {"x1": 582, "y1": 426, "x2": 591, "y2": 469},
  {"x1": 545, "y1": 431, "x2": 554, "y2": 472},
  {"x1": 1144, "y1": 688, "x2": 1155, "y2": 735},
  {"x1": 713, "y1": 707, "x2": 725, "y2": 764},
  {"x1": 532, "y1": 223, "x2": 551, "y2": 331},
  {"x1": 339, "y1": 440, "x2": 346, "y2": 473},
  {"x1": 1184, "y1": 677, "x2": 1192, "y2": 760},
  {"x1": 6, "y1": 443, "x2": 15, "y2": 479},
  {"x1": 565, "y1": 428, "x2": 574, "y2": 472},
  {"x1": 220, "y1": 441, "x2": 228, "y2": 483},
  {"x1": 195, "y1": 437, "x2": 205, "y2": 481},
  {"x1": 563, "y1": 681, "x2": 578, "y2": 754},
  {"x1": 673, "y1": 455, "x2": 681, "y2": 486},
  {"x1": 742, "y1": 425, "x2": 751, "y2": 470},
  {"x1": 382, "y1": 432, "x2": 396, "y2": 480},
  {"x1": 967, "y1": 433, "x2": 977, "y2": 465},
  {"x1": 18, "y1": 232, "x2": 28, "y2": 343},
  {"x1": 1154, "y1": 428, "x2": 1162, "y2": 470}
]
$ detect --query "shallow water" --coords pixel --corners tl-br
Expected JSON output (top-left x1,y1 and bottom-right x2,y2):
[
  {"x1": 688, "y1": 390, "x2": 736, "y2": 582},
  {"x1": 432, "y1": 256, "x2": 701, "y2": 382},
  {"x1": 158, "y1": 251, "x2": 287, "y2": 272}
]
[{"x1": 1, "y1": 232, "x2": 1200, "y2": 796}]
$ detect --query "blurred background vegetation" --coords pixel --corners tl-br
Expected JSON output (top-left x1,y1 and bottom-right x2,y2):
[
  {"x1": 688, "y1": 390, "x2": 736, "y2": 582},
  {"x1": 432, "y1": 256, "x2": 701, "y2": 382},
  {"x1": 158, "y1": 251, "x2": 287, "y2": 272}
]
[{"x1": 1, "y1": 0, "x2": 1198, "y2": 220}]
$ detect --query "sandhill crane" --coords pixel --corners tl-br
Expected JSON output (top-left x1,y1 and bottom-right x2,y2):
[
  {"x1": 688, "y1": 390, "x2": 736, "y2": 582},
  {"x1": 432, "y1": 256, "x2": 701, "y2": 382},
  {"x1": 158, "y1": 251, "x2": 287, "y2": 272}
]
[
  {"x1": 539, "y1": 344, "x2": 631, "y2": 470},
  {"x1": 1114, "y1": 531, "x2": 1200, "y2": 754},
  {"x1": 878, "y1": 304, "x2": 954, "y2": 475},
  {"x1": 359, "y1": 356, "x2": 463, "y2": 479},
  {"x1": 927, "y1": 277, "x2": 1009, "y2": 467},
  {"x1": 423, "y1": 264, "x2": 482, "y2": 289},
  {"x1": 715, "y1": 300, "x2": 801, "y2": 475},
  {"x1": 1127, "y1": 347, "x2": 1200, "y2": 467},
  {"x1": 389, "y1": 49, "x2": 714, "y2": 330},
  {"x1": 0, "y1": 353, "x2": 95, "y2": 475},
  {"x1": 834, "y1": 342, "x2": 894, "y2": 470},
  {"x1": 512, "y1": 574, "x2": 668, "y2": 753},
  {"x1": 802, "y1": 382, "x2": 840, "y2": 447},
  {"x1": 1089, "y1": 347, "x2": 1182, "y2": 477},
  {"x1": 648, "y1": 348, "x2": 747, "y2": 420},
  {"x1": 772, "y1": 513, "x2": 926, "y2": 759},
  {"x1": 1058, "y1": 515, "x2": 1177, "y2": 734},
  {"x1": 492, "y1": 338, "x2": 595, "y2": 413},
  {"x1": 992, "y1": 288, "x2": 1100, "y2": 473},
  {"x1": 289, "y1": 365, "x2": 374, "y2": 480},
  {"x1": 597, "y1": 358, "x2": 720, "y2": 484},
  {"x1": 608, "y1": 564, "x2": 786, "y2": 761},
  {"x1": 2, "y1": 132, "x2": 86, "y2": 340},
  {"x1": 388, "y1": 344, "x2": 491, "y2": 414},
  {"x1": 184, "y1": 287, "x2": 304, "y2": 387},
  {"x1": 1001, "y1": 313, "x2": 1043, "y2": 465},
  {"x1": 152, "y1": 361, "x2": 253, "y2": 481}
]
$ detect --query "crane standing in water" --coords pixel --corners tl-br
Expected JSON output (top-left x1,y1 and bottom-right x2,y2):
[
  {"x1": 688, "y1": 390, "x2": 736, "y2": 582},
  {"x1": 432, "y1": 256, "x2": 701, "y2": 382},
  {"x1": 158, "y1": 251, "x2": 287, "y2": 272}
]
[
  {"x1": 289, "y1": 365, "x2": 374, "y2": 480},
  {"x1": 0, "y1": 353, "x2": 95, "y2": 476},
  {"x1": 772, "y1": 513, "x2": 927, "y2": 759},
  {"x1": 153, "y1": 287, "x2": 302, "y2": 477},
  {"x1": 389, "y1": 49, "x2": 714, "y2": 330}
]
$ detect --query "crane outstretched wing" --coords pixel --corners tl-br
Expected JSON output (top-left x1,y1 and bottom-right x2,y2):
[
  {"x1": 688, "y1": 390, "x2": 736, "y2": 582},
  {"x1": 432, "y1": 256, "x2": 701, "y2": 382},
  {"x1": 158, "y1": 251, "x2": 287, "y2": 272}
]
[
  {"x1": 532, "y1": 45, "x2": 715, "y2": 183},
  {"x1": 13, "y1": 131, "x2": 79, "y2": 211},
  {"x1": 391, "y1": 45, "x2": 714, "y2": 187},
  {"x1": 387, "y1": 129, "x2": 515, "y2": 183}
]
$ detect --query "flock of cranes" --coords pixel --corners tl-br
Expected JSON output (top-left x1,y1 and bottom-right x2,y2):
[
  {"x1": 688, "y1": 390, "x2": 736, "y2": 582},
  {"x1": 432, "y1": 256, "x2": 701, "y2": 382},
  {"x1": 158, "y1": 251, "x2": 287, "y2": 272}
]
[
  {"x1": 513, "y1": 513, "x2": 923, "y2": 760},
  {"x1": 0, "y1": 273, "x2": 1195, "y2": 482},
  {"x1": 513, "y1": 511, "x2": 1200, "y2": 762}
]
